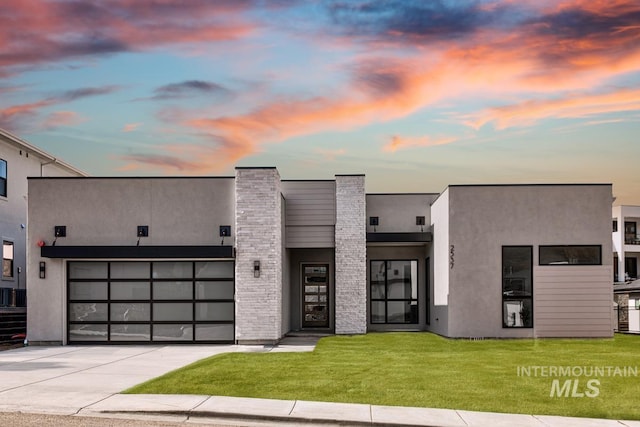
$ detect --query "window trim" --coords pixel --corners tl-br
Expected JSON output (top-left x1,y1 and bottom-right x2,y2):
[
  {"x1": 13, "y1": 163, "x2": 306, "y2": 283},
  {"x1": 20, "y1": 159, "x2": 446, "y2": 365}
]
[
  {"x1": 502, "y1": 246, "x2": 533, "y2": 329},
  {"x1": 370, "y1": 259, "x2": 419, "y2": 325},
  {"x1": 0, "y1": 158, "x2": 6, "y2": 198},
  {"x1": 538, "y1": 245, "x2": 602, "y2": 266}
]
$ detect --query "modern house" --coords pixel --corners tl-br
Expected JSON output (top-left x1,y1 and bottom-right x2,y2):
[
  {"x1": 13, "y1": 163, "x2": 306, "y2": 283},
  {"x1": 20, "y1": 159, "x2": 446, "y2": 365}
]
[
  {"x1": 26, "y1": 167, "x2": 615, "y2": 345},
  {"x1": 612, "y1": 205, "x2": 640, "y2": 282},
  {"x1": 0, "y1": 128, "x2": 86, "y2": 304}
]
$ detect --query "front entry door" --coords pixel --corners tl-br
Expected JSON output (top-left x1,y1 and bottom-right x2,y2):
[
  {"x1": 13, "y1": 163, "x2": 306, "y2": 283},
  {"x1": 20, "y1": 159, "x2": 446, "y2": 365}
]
[{"x1": 302, "y1": 264, "x2": 329, "y2": 328}]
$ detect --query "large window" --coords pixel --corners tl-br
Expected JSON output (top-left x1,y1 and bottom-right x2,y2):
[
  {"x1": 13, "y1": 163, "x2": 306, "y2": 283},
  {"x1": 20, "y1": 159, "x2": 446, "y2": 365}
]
[
  {"x1": 371, "y1": 260, "x2": 418, "y2": 324},
  {"x1": 502, "y1": 246, "x2": 532, "y2": 328},
  {"x1": 625, "y1": 222, "x2": 638, "y2": 245},
  {"x1": 539, "y1": 245, "x2": 601, "y2": 265},
  {"x1": 0, "y1": 159, "x2": 6, "y2": 197},
  {"x1": 2, "y1": 240, "x2": 13, "y2": 279}
]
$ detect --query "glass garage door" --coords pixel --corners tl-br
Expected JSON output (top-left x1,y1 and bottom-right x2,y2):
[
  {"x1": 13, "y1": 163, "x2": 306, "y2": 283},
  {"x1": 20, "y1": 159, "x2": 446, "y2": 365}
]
[{"x1": 67, "y1": 261, "x2": 234, "y2": 343}]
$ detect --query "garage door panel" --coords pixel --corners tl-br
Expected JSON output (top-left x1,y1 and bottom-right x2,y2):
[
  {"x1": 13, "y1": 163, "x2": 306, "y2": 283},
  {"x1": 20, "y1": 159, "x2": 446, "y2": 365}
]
[{"x1": 67, "y1": 261, "x2": 235, "y2": 344}]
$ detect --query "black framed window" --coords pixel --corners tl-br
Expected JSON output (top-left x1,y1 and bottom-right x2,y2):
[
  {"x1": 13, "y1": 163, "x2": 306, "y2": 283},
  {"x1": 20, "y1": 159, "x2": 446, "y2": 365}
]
[
  {"x1": 67, "y1": 260, "x2": 234, "y2": 343},
  {"x1": 625, "y1": 222, "x2": 638, "y2": 245},
  {"x1": 502, "y1": 246, "x2": 532, "y2": 328},
  {"x1": 2, "y1": 240, "x2": 13, "y2": 279},
  {"x1": 371, "y1": 260, "x2": 418, "y2": 324},
  {"x1": 539, "y1": 245, "x2": 601, "y2": 265},
  {"x1": 0, "y1": 159, "x2": 6, "y2": 197},
  {"x1": 613, "y1": 220, "x2": 618, "y2": 232}
]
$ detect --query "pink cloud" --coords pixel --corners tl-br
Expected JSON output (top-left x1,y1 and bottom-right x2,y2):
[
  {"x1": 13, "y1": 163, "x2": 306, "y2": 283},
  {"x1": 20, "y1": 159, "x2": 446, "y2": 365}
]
[
  {"x1": 464, "y1": 88, "x2": 640, "y2": 130},
  {"x1": 42, "y1": 110, "x2": 85, "y2": 130},
  {"x1": 383, "y1": 135, "x2": 457, "y2": 152},
  {"x1": 122, "y1": 122, "x2": 142, "y2": 132}
]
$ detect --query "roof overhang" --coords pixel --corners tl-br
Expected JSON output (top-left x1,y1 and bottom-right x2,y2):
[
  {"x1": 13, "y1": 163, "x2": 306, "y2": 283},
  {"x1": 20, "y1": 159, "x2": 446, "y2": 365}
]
[
  {"x1": 366, "y1": 232, "x2": 432, "y2": 244},
  {"x1": 40, "y1": 245, "x2": 234, "y2": 259}
]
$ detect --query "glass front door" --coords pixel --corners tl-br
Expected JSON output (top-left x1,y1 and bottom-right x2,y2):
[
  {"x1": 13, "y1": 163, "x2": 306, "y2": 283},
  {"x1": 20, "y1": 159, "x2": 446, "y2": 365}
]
[{"x1": 302, "y1": 264, "x2": 329, "y2": 328}]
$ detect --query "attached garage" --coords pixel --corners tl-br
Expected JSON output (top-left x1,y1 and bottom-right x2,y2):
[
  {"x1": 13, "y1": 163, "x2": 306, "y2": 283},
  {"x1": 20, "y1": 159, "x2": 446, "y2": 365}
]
[{"x1": 67, "y1": 260, "x2": 235, "y2": 343}]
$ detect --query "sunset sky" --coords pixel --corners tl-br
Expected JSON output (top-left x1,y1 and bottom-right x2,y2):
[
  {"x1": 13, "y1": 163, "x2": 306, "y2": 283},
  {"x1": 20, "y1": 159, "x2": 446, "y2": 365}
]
[{"x1": 1, "y1": 0, "x2": 639, "y2": 203}]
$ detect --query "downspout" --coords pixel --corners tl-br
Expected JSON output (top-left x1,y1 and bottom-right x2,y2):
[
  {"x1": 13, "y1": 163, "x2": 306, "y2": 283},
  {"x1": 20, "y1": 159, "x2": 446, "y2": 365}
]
[{"x1": 40, "y1": 158, "x2": 57, "y2": 177}]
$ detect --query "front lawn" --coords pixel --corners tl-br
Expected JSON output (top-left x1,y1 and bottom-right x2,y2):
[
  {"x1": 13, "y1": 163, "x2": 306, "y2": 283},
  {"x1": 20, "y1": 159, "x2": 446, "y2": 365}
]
[{"x1": 125, "y1": 333, "x2": 640, "y2": 420}]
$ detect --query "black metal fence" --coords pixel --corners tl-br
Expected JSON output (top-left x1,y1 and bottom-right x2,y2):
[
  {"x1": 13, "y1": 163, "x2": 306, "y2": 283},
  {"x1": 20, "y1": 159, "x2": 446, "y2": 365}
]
[
  {"x1": 0, "y1": 287, "x2": 26, "y2": 308},
  {"x1": 614, "y1": 304, "x2": 639, "y2": 332}
]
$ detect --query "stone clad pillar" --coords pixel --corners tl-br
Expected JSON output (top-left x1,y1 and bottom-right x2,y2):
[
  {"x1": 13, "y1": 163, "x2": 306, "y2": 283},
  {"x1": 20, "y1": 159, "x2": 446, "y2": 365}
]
[
  {"x1": 234, "y1": 167, "x2": 283, "y2": 344},
  {"x1": 334, "y1": 174, "x2": 367, "y2": 334}
]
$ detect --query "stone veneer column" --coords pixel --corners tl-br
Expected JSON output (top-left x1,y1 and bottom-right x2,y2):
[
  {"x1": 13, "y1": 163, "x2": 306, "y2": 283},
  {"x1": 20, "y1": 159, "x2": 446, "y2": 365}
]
[
  {"x1": 235, "y1": 167, "x2": 283, "y2": 344},
  {"x1": 334, "y1": 174, "x2": 367, "y2": 334}
]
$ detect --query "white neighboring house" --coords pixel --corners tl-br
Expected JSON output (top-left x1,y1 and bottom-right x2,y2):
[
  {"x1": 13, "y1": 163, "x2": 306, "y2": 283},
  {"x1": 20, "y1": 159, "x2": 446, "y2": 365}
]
[
  {"x1": 612, "y1": 205, "x2": 640, "y2": 282},
  {"x1": 0, "y1": 128, "x2": 86, "y2": 305}
]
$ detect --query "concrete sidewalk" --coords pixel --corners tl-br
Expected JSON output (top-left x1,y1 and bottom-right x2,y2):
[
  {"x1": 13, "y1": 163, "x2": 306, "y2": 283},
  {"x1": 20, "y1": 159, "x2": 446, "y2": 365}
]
[{"x1": 0, "y1": 341, "x2": 638, "y2": 426}]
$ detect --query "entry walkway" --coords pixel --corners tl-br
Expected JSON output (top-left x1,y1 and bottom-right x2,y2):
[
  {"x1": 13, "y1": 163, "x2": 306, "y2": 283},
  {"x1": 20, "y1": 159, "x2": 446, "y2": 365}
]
[{"x1": 0, "y1": 342, "x2": 638, "y2": 426}]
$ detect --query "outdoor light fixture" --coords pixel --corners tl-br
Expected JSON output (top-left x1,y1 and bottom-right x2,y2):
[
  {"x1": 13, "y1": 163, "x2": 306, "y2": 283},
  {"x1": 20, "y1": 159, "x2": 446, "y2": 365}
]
[
  {"x1": 39, "y1": 261, "x2": 46, "y2": 279},
  {"x1": 369, "y1": 216, "x2": 379, "y2": 232},
  {"x1": 53, "y1": 225, "x2": 66, "y2": 246},
  {"x1": 220, "y1": 225, "x2": 231, "y2": 245},
  {"x1": 137, "y1": 225, "x2": 149, "y2": 246},
  {"x1": 416, "y1": 216, "x2": 426, "y2": 232},
  {"x1": 254, "y1": 260, "x2": 260, "y2": 278}
]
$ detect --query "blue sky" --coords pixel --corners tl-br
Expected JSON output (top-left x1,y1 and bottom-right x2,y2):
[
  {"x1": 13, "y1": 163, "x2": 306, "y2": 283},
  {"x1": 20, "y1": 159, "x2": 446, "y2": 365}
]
[{"x1": 1, "y1": 0, "x2": 639, "y2": 203}]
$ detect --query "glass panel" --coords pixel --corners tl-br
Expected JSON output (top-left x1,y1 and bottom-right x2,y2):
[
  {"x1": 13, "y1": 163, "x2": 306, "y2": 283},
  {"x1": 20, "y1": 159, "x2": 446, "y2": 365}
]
[
  {"x1": 154, "y1": 282, "x2": 192, "y2": 300},
  {"x1": 110, "y1": 282, "x2": 150, "y2": 300},
  {"x1": 304, "y1": 304, "x2": 327, "y2": 322},
  {"x1": 196, "y1": 281, "x2": 234, "y2": 300},
  {"x1": 68, "y1": 262, "x2": 108, "y2": 279},
  {"x1": 152, "y1": 262, "x2": 192, "y2": 279},
  {"x1": 371, "y1": 261, "x2": 386, "y2": 299},
  {"x1": 539, "y1": 246, "x2": 601, "y2": 265},
  {"x1": 503, "y1": 299, "x2": 533, "y2": 327},
  {"x1": 503, "y1": 247, "x2": 532, "y2": 297},
  {"x1": 153, "y1": 303, "x2": 192, "y2": 321},
  {"x1": 110, "y1": 303, "x2": 150, "y2": 322},
  {"x1": 319, "y1": 295, "x2": 327, "y2": 302},
  {"x1": 387, "y1": 301, "x2": 418, "y2": 324},
  {"x1": 371, "y1": 301, "x2": 385, "y2": 324},
  {"x1": 387, "y1": 261, "x2": 417, "y2": 299},
  {"x1": 69, "y1": 303, "x2": 107, "y2": 321},
  {"x1": 69, "y1": 324, "x2": 107, "y2": 341},
  {"x1": 153, "y1": 324, "x2": 193, "y2": 341},
  {"x1": 195, "y1": 302, "x2": 234, "y2": 321},
  {"x1": 195, "y1": 324, "x2": 234, "y2": 341},
  {"x1": 305, "y1": 285, "x2": 318, "y2": 293},
  {"x1": 69, "y1": 282, "x2": 107, "y2": 300},
  {"x1": 3, "y1": 241, "x2": 13, "y2": 259},
  {"x1": 110, "y1": 262, "x2": 150, "y2": 279},
  {"x1": 2, "y1": 258, "x2": 13, "y2": 278},
  {"x1": 110, "y1": 324, "x2": 150, "y2": 341},
  {"x1": 195, "y1": 262, "x2": 234, "y2": 278},
  {"x1": 305, "y1": 295, "x2": 318, "y2": 302}
]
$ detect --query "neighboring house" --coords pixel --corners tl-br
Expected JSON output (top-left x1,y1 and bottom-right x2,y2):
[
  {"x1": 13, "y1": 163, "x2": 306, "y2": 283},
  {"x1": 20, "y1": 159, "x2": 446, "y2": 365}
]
[
  {"x1": 612, "y1": 205, "x2": 640, "y2": 282},
  {"x1": 26, "y1": 167, "x2": 614, "y2": 345},
  {"x1": 0, "y1": 128, "x2": 86, "y2": 306}
]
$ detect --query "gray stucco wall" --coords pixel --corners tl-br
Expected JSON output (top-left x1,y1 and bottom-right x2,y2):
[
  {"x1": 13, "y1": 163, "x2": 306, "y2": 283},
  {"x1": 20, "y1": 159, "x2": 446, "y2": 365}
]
[
  {"x1": 234, "y1": 168, "x2": 283, "y2": 344},
  {"x1": 335, "y1": 175, "x2": 366, "y2": 334},
  {"x1": 446, "y1": 185, "x2": 613, "y2": 338},
  {"x1": 365, "y1": 194, "x2": 437, "y2": 233},
  {"x1": 26, "y1": 177, "x2": 235, "y2": 344}
]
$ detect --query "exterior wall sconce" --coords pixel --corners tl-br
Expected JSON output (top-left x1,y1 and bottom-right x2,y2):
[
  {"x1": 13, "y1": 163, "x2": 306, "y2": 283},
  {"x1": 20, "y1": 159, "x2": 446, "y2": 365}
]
[
  {"x1": 369, "y1": 216, "x2": 379, "y2": 232},
  {"x1": 416, "y1": 216, "x2": 426, "y2": 232},
  {"x1": 137, "y1": 225, "x2": 149, "y2": 246},
  {"x1": 39, "y1": 261, "x2": 46, "y2": 279},
  {"x1": 220, "y1": 225, "x2": 231, "y2": 245},
  {"x1": 53, "y1": 225, "x2": 66, "y2": 246},
  {"x1": 254, "y1": 260, "x2": 260, "y2": 278}
]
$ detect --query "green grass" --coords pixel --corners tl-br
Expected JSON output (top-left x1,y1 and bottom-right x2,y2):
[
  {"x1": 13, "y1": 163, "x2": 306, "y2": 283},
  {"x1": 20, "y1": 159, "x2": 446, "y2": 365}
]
[{"x1": 125, "y1": 333, "x2": 640, "y2": 420}]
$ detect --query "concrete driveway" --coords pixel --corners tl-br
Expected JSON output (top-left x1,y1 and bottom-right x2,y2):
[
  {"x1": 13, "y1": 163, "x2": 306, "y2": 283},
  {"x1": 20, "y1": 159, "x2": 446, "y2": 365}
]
[{"x1": 0, "y1": 344, "x2": 269, "y2": 415}]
